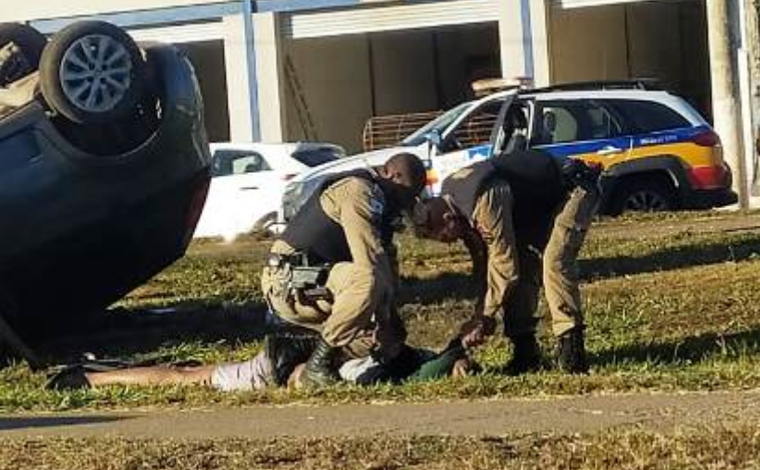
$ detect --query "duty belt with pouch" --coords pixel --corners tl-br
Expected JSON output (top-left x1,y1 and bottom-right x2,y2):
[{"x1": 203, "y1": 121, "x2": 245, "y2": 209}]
[{"x1": 268, "y1": 252, "x2": 332, "y2": 300}]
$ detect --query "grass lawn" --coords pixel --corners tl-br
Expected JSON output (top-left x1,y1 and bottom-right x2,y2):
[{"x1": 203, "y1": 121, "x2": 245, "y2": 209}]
[
  {"x1": 2, "y1": 210, "x2": 760, "y2": 411},
  {"x1": 4, "y1": 211, "x2": 760, "y2": 469},
  {"x1": 3, "y1": 424, "x2": 760, "y2": 470}
]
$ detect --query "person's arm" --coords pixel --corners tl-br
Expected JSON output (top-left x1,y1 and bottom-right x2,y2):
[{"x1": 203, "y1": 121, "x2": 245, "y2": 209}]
[{"x1": 321, "y1": 178, "x2": 395, "y2": 291}]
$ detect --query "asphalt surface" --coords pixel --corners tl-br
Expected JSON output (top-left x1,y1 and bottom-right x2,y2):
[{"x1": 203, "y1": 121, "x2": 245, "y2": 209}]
[{"x1": 2, "y1": 390, "x2": 759, "y2": 439}]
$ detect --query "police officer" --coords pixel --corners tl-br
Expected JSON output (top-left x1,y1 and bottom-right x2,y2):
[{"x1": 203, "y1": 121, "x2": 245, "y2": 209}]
[
  {"x1": 413, "y1": 150, "x2": 600, "y2": 374},
  {"x1": 263, "y1": 153, "x2": 427, "y2": 387}
]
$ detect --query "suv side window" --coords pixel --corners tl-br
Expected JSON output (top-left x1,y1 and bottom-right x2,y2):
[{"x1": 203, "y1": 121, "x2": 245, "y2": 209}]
[
  {"x1": 607, "y1": 100, "x2": 690, "y2": 133},
  {"x1": 533, "y1": 101, "x2": 623, "y2": 145},
  {"x1": 212, "y1": 150, "x2": 271, "y2": 177}
]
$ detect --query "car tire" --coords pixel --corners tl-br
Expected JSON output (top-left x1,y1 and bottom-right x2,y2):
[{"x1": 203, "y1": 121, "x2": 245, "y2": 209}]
[
  {"x1": 609, "y1": 177, "x2": 678, "y2": 215},
  {"x1": 0, "y1": 23, "x2": 47, "y2": 85},
  {"x1": 39, "y1": 21, "x2": 146, "y2": 124}
]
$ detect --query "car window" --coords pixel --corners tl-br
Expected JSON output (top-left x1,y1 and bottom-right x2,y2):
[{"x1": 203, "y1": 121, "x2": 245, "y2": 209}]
[
  {"x1": 607, "y1": 100, "x2": 690, "y2": 133},
  {"x1": 211, "y1": 150, "x2": 271, "y2": 177},
  {"x1": 402, "y1": 101, "x2": 474, "y2": 146},
  {"x1": 292, "y1": 148, "x2": 343, "y2": 167},
  {"x1": 533, "y1": 101, "x2": 623, "y2": 145},
  {"x1": 443, "y1": 101, "x2": 504, "y2": 152}
]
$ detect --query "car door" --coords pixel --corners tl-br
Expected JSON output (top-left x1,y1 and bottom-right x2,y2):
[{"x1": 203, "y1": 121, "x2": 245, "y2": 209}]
[
  {"x1": 530, "y1": 99, "x2": 632, "y2": 168},
  {"x1": 427, "y1": 99, "x2": 506, "y2": 194},
  {"x1": 196, "y1": 149, "x2": 275, "y2": 238}
]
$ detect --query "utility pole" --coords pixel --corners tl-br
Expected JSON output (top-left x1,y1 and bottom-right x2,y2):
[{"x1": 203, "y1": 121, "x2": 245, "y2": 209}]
[
  {"x1": 744, "y1": 0, "x2": 760, "y2": 195},
  {"x1": 706, "y1": 0, "x2": 749, "y2": 208}
]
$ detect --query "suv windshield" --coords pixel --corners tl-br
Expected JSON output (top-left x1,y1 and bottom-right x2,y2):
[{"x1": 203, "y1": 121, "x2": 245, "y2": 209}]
[{"x1": 402, "y1": 102, "x2": 472, "y2": 146}]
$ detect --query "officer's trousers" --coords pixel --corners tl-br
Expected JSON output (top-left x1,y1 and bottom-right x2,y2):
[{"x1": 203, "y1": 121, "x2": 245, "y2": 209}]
[
  {"x1": 261, "y1": 262, "x2": 402, "y2": 359},
  {"x1": 503, "y1": 186, "x2": 600, "y2": 338}
]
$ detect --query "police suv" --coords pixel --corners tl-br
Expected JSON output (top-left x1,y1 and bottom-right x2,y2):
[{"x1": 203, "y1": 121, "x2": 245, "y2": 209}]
[{"x1": 282, "y1": 81, "x2": 737, "y2": 220}]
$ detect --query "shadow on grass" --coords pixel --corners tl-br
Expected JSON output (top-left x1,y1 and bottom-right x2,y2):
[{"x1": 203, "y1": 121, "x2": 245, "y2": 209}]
[
  {"x1": 402, "y1": 235, "x2": 760, "y2": 306},
  {"x1": 27, "y1": 301, "x2": 269, "y2": 363},
  {"x1": 591, "y1": 328, "x2": 760, "y2": 367},
  {"x1": 581, "y1": 235, "x2": 760, "y2": 281},
  {"x1": 0, "y1": 415, "x2": 128, "y2": 431},
  {"x1": 399, "y1": 272, "x2": 478, "y2": 305}
]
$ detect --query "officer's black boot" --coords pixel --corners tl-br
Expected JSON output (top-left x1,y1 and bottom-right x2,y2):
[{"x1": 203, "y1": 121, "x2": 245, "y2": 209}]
[
  {"x1": 504, "y1": 335, "x2": 543, "y2": 376},
  {"x1": 301, "y1": 337, "x2": 341, "y2": 387},
  {"x1": 265, "y1": 332, "x2": 320, "y2": 386},
  {"x1": 557, "y1": 327, "x2": 589, "y2": 374}
]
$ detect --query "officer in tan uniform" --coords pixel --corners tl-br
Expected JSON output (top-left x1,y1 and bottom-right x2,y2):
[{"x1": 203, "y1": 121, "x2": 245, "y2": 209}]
[
  {"x1": 263, "y1": 153, "x2": 427, "y2": 387},
  {"x1": 414, "y1": 150, "x2": 600, "y2": 374}
]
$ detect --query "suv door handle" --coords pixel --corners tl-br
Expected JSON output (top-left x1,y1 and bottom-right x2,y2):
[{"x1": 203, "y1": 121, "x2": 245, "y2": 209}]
[
  {"x1": 597, "y1": 146, "x2": 623, "y2": 156},
  {"x1": 240, "y1": 186, "x2": 259, "y2": 191}
]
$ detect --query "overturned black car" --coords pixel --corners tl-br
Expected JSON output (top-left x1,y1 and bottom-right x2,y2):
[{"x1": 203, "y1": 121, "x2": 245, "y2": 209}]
[{"x1": 0, "y1": 22, "x2": 211, "y2": 364}]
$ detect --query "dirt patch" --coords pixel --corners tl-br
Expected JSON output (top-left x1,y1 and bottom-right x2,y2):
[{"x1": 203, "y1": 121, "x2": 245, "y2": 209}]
[{"x1": 2, "y1": 390, "x2": 759, "y2": 439}]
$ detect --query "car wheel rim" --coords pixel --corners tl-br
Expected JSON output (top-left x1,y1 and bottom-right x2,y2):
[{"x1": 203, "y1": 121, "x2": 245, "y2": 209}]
[
  {"x1": 624, "y1": 191, "x2": 668, "y2": 212},
  {"x1": 59, "y1": 34, "x2": 132, "y2": 113}
]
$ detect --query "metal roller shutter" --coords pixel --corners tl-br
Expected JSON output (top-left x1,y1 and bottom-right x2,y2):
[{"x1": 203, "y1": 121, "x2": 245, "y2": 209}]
[
  {"x1": 554, "y1": 0, "x2": 652, "y2": 8},
  {"x1": 281, "y1": 0, "x2": 501, "y2": 39},
  {"x1": 127, "y1": 21, "x2": 224, "y2": 43}
]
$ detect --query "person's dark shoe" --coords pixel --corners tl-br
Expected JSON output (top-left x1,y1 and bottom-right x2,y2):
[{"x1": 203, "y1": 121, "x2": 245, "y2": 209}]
[
  {"x1": 504, "y1": 335, "x2": 543, "y2": 376},
  {"x1": 557, "y1": 327, "x2": 589, "y2": 374},
  {"x1": 265, "y1": 331, "x2": 319, "y2": 386},
  {"x1": 45, "y1": 365, "x2": 90, "y2": 391},
  {"x1": 301, "y1": 337, "x2": 341, "y2": 387}
]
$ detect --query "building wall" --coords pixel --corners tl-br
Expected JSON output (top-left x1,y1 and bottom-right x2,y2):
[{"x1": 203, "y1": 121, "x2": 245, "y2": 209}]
[
  {"x1": 176, "y1": 41, "x2": 231, "y2": 143},
  {"x1": 549, "y1": 5, "x2": 629, "y2": 82},
  {"x1": 549, "y1": 0, "x2": 710, "y2": 115},
  {"x1": 370, "y1": 30, "x2": 438, "y2": 115},
  {"x1": 283, "y1": 36, "x2": 374, "y2": 151},
  {"x1": 283, "y1": 24, "x2": 500, "y2": 153}
]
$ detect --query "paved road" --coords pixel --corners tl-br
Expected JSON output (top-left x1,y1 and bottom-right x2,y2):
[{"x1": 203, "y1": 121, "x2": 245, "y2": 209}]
[{"x1": 2, "y1": 390, "x2": 759, "y2": 439}]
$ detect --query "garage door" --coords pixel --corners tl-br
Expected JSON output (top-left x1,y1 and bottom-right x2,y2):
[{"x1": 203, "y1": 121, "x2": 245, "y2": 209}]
[
  {"x1": 282, "y1": 0, "x2": 501, "y2": 39},
  {"x1": 127, "y1": 21, "x2": 223, "y2": 43},
  {"x1": 554, "y1": 0, "x2": 656, "y2": 8}
]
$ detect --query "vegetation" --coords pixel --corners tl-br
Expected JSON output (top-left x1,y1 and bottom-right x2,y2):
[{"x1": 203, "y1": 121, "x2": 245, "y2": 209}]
[{"x1": 3, "y1": 210, "x2": 760, "y2": 412}]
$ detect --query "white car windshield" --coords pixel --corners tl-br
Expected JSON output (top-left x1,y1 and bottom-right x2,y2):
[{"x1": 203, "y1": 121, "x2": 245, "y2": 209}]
[{"x1": 401, "y1": 101, "x2": 472, "y2": 146}]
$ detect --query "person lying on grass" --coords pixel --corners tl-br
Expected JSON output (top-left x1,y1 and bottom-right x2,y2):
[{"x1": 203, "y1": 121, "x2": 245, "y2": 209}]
[{"x1": 45, "y1": 325, "x2": 484, "y2": 392}]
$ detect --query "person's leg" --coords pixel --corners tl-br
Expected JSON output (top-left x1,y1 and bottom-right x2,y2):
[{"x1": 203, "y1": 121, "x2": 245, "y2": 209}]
[
  {"x1": 501, "y1": 244, "x2": 544, "y2": 374},
  {"x1": 543, "y1": 186, "x2": 599, "y2": 373},
  {"x1": 86, "y1": 365, "x2": 216, "y2": 387},
  {"x1": 301, "y1": 262, "x2": 389, "y2": 387}
]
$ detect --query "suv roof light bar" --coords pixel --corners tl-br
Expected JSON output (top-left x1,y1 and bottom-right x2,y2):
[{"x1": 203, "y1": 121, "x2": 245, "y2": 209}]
[{"x1": 527, "y1": 79, "x2": 663, "y2": 94}]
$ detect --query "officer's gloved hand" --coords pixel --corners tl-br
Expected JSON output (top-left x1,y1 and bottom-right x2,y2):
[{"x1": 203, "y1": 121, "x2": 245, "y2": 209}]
[{"x1": 561, "y1": 159, "x2": 603, "y2": 192}]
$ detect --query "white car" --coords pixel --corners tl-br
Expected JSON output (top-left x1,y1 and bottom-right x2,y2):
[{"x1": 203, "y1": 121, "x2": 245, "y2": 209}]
[{"x1": 194, "y1": 142, "x2": 345, "y2": 240}]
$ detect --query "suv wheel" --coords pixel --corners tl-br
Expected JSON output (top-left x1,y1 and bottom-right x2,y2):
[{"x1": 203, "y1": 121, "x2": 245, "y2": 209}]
[
  {"x1": 610, "y1": 178, "x2": 677, "y2": 215},
  {"x1": 39, "y1": 21, "x2": 146, "y2": 124}
]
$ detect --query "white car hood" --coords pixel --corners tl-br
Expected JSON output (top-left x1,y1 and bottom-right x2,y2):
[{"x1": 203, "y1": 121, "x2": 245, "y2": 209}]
[{"x1": 290, "y1": 146, "x2": 425, "y2": 184}]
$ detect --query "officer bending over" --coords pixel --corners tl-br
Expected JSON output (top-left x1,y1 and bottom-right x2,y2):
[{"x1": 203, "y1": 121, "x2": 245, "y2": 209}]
[{"x1": 414, "y1": 150, "x2": 600, "y2": 374}]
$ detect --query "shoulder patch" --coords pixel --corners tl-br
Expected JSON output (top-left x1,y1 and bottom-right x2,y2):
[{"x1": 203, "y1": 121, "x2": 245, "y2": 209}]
[{"x1": 369, "y1": 195, "x2": 385, "y2": 217}]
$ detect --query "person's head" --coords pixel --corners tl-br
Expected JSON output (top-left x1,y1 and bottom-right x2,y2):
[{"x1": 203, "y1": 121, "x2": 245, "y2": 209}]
[
  {"x1": 377, "y1": 153, "x2": 427, "y2": 210},
  {"x1": 412, "y1": 196, "x2": 466, "y2": 243}
]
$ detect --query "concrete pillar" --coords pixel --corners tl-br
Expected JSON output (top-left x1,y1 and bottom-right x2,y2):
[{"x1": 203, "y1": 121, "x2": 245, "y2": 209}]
[
  {"x1": 253, "y1": 12, "x2": 288, "y2": 143},
  {"x1": 499, "y1": 0, "x2": 552, "y2": 86},
  {"x1": 222, "y1": 14, "x2": 257, "y2": 142},
  {"x1": 706, "y1": 0, "x2": 749, "y2": 208}
]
